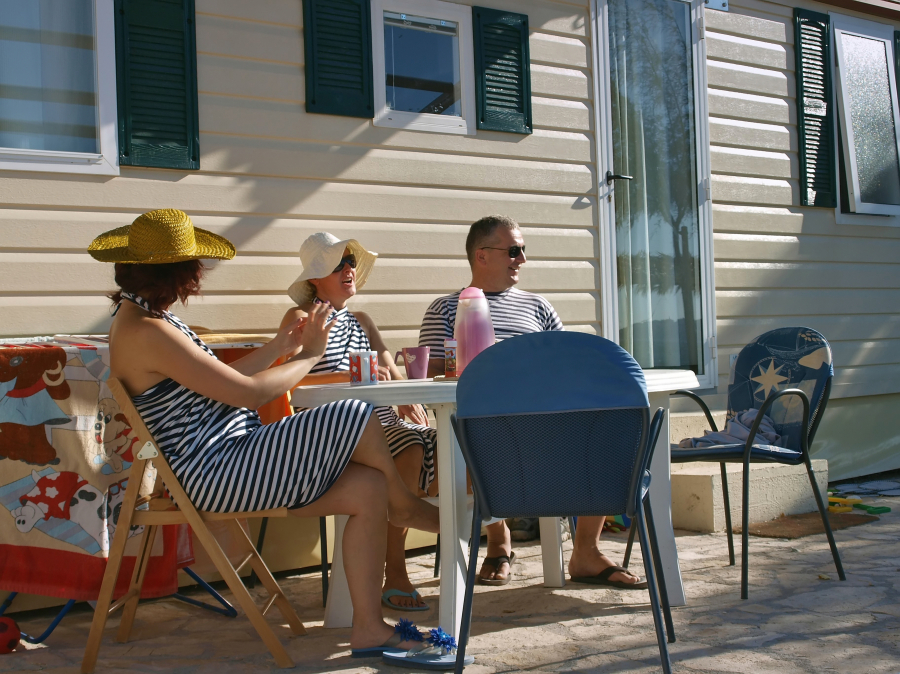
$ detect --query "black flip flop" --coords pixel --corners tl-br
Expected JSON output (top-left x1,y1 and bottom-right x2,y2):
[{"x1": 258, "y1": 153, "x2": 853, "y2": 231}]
[
  {"x1": 570, "y1": 565, "x2": 648, "y2": 590},
  {"x1": 477, "y1": 551, "x2": 516, "y2": 586}
]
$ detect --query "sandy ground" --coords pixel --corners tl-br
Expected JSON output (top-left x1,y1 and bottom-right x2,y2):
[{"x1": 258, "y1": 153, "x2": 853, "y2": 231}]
[{"x1": 3, "y1": 497, "x2": 899, "y2": 674}]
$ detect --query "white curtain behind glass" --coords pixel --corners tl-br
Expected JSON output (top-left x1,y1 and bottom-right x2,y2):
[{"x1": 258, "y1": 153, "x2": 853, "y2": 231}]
[
  {"x1": 608, "y1": 0, "x2": 703, "y2": 373},
  {"x1": 0, "y1": 0, "x2": 98, "y2": 153}
]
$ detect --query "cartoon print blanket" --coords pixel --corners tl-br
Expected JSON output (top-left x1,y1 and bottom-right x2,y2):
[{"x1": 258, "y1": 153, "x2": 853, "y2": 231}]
[{"x1": 0, "y1": 338, "x2": 192, "y2": 601}]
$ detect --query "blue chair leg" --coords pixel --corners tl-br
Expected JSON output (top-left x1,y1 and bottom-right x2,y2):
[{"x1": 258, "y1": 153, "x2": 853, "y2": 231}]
[
  {"x1": 644, "y1": 498, "x2": 675, "y2": 643},
  {"x1": 804, "y1": 458, "x2": 846, "y2": 581},
  {"x1": 720, "y1": 462, "x2": 736, "y2": 566},
  {"x1": 623, "y1": 521, "x2": 636, "y2": 568},
  {"x1": 741, "y1": 458, "x2": 751, "y2": 600},
  {"x1": 0, "y1": 593, "x2": 76, "y2": 644},
  {"x1": 637, "y1": 503, "x2": 673, "y2": 674},
  {"x1": 172, "y1": 567, "x2": 238, "y2": 617},
  {"x1": 454, "y1": 501, "x2": 482, "y2": 674},
  {"x1": 434, "y1": 534, "x2": 441, "y2": 578}
]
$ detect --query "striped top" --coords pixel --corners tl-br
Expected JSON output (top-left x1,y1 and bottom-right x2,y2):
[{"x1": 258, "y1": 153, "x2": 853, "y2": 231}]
[
  {"x1": 419, "y1": 287, "x2": 563, "y2": 358},
  {"x1": 309, "y1": 307, "x2": 370, "y2": 373},
  {"x1": 123, "y1": 292, "x2": 371, "y2": 512}
]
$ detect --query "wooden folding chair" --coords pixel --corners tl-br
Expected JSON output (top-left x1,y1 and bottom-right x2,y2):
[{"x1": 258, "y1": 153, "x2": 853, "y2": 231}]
[{"x1": 82, "y1": 378, "x2": 305, "y2": 673}]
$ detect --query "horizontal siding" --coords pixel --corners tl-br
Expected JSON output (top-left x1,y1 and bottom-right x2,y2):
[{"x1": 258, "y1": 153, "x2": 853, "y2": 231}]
[
  {"x1": 705, "y1": 0, "x2": 900, "y2": 407},
  {"x1": 0, "y1": 0, "x2": 599, "y2": 352}
]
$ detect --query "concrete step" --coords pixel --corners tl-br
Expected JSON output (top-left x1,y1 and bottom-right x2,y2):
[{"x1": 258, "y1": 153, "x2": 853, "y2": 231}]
[{"x1": 671, "y1": 459, "x2": 828, "y2": 533}]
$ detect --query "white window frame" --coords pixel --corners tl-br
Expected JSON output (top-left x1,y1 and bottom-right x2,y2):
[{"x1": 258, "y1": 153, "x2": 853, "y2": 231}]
[
  {"x1": 832, "y1": 14, "x2": 900, "y2": 217},
  {"x1": 370, "y1": 0, "x2": 476, "y2": 135},
  {"x1": 0, "y1": 0, "x2": 118, "y2": 176},
  {"x1": 591, "y1": 0, "x2": 718, "y2": 389}
]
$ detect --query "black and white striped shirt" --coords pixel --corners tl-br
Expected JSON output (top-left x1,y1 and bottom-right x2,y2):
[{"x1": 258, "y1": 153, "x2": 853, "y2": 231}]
[
  {"x1": 418, "y1": 287, "x2": 563, "y2": 358},
  {"x1": 309, "y1": 308, "x2": 370, "y2": 374}
]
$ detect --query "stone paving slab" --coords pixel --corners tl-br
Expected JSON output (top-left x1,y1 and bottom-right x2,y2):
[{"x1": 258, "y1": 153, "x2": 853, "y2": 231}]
[{"x1": 2, "y1": 498, "x2": 899, "y2": 673}]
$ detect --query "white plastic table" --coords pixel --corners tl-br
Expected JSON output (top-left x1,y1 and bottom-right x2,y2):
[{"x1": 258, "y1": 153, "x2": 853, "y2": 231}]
[{"x1": 289, "y1": 370, "x2": 698, "y2": 638}]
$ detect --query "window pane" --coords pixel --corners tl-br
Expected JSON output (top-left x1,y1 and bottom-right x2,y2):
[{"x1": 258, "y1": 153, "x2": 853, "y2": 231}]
[
  {"x1": 841, "y1": 33, "x2": 900, "y2": 206},
  {"x1": 0, "y1": 0, "x2": 98, "y2": 153},
  {"x1": 384, "y1": 11, "x2": 460, "y2": 116},
  {"x1": 609, "y1": 0, "x2": 703, "y2": 373}
]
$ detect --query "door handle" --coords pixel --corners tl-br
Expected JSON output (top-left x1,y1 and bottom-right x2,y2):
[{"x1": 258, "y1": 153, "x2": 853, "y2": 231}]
[{"x1": 606, "y1": 170, "x2": 633, "y2": 184}]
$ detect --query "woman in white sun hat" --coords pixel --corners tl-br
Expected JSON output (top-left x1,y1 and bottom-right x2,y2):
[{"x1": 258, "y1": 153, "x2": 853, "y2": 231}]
[{"x1": 281, "y1": 232, "x2": 437, "y2": 612}]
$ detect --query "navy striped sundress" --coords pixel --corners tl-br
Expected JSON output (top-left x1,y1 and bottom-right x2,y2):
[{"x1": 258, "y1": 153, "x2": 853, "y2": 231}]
[
  {"x1": 306, "y1": 307, "x2": 437, "y2": 492},
  {"x1": 120, "y1": 293, "x2": 372, "y2": 513}
]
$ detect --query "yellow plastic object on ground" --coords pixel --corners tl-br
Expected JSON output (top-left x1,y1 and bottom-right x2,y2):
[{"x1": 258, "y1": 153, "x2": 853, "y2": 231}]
[
  {"x1": 828, "y1": 496, "x2": 863, "y2": 504},
  {"x1": 827, "y1": 505, "x2": 853, "y2": 513}
]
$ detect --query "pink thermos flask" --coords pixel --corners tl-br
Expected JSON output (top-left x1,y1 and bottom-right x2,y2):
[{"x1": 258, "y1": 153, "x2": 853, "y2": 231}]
[{"x1": 454, "y1": 287, "x2": 496, "y2": 374}]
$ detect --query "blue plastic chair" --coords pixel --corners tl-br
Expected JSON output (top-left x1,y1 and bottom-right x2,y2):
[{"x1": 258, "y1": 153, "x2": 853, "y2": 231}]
[
  {"x1": 451, "y1": 332, "x2": 675, "y2": 674},
  {"x1": 663, "y1": 327, "x2": 844, "y2": 599}
]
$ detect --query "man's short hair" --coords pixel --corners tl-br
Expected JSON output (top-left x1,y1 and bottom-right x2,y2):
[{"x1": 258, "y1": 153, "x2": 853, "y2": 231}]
[{"x1": 465, "y1": 215, "x2": 519, "y2": 265}]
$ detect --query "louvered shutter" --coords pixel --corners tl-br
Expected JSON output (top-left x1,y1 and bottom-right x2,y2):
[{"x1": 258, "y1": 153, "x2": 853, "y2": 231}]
[
  {"x1": 115, "y1": 0, "x2": 199, "y2": 170},
  {"x1": 304, "y1": 0, "x2": 374, "y2": 118},
  {"x1": 794, "y1": 9, "x2": 836, "y2": 208},
  {"x1": 473, "y1": 7, "x2": 532, "y2": 134}
]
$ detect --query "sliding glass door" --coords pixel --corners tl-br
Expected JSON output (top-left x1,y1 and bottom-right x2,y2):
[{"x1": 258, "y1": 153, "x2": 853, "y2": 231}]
[{"x1": 595, "y1": 0, "x2": 716, "y2": 384}]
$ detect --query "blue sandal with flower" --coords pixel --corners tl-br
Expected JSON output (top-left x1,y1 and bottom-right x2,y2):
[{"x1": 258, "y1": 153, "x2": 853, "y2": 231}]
[
  {"x1": 382, "y1": 626, "x2": 475, "y2": 670},
  {"x1": 351, "y1": 619, "x2": 423, "y2": 658}
]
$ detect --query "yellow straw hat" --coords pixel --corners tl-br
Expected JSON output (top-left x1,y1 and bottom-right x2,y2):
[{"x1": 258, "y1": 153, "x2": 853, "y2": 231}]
[{"x1": 88, "y1": 209, "x2": 236, "y2": 264}]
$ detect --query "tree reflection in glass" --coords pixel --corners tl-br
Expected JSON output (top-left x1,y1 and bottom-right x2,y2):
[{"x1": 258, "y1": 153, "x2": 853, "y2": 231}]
[{"x1": 609, "y1": 0, "x2": 703, "y2": 373}]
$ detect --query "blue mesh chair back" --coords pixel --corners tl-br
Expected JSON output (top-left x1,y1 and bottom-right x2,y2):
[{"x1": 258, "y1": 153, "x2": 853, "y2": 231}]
[
  {"x1": 454, "y1": 331, "x2": 651, "y2": 520},
  {"x1": 727, "y1": 327, "x2": 833, "y2": 450}
]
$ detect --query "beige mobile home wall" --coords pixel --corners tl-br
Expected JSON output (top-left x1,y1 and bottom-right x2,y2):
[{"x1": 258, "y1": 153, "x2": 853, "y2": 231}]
[
  {"x1": 0, "y1": 0, "x2": 596, "y2": 593},
  {"x1": 0, "y1": 0, "x2": 598, "y2": 350},
  {"x1": 695, "y1": 0, "x2": 900, "y2": 479}
]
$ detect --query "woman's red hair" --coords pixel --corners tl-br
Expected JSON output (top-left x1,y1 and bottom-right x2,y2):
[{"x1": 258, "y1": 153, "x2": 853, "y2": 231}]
[{"x1": 108, "y1": 261, "x2": 206, "y2": 314}]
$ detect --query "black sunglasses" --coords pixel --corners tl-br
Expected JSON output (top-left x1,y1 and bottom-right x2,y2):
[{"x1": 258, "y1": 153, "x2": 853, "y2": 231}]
[
  {"x1": 332, "y1": 255, "x2": 357, "y2": 274},
  {"x1": 480, "y1": 245, "x2": 526, "y2": 258}
]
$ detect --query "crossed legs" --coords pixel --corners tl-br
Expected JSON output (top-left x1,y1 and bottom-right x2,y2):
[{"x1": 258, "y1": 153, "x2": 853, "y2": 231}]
[{"x1": 289, "y1": 417, "x2": 438, "y2": 649}]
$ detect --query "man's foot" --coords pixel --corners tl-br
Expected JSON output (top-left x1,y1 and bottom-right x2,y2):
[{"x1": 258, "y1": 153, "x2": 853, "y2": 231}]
[
  {"x1": 568, "y1": 550, "x2": 643, "y2": 586},
  {"x1": 478, "y1": 551, "x2": 516, "y2": 586},
  {"x1": 479, "y1": 521, "x2": 513, "y2": 583}
]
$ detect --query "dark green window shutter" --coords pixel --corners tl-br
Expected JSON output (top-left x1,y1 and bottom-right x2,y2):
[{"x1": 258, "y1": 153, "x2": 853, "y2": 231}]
[
  {"x1": 303, "y1": 0, "x2": 374, "y2": 118},
  {"x1": 473, "y1": 7, "x2": 532, "y2": 134},
  {"x1": 794, "y1": 9, "x2": 836, "y2": 207},
  {"x1": 115, "y1": 0, "x2": 199, "y2": 170},
  {"x1": 895, "y1": 31, "x2": 900, "y2": 106}
]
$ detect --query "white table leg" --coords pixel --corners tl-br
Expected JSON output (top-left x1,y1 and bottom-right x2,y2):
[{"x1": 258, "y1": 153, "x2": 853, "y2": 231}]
[
  {"x1": 647, "y1": 392, "x2": 686, "y2": 606},
  {"x1": 432, "y1": 403, "x2": 468, "y2": 637},
  {"x1": 539, "y1": 517, "x2": 566, "y2": 587},
  {"x1": 323, "y1": 514, "x2": 353, "y2": 628}
]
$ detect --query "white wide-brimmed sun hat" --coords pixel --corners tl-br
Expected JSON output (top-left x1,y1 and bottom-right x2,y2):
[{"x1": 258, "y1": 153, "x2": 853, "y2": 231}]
[{"x1": 287, "y1": 232, "x2": 377, "y2": 305}]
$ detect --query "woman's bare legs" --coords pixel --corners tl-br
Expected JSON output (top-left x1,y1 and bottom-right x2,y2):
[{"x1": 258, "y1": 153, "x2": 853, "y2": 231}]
[
  {"x1": 383, "y1": 445, "x2": 427, "y2": 609},
  {"x1": 349, "y1": 417, "x2": 439, "y2": 534},
  {"x1": 290, "y1": 463, "x2": 421, "y2": 650}
]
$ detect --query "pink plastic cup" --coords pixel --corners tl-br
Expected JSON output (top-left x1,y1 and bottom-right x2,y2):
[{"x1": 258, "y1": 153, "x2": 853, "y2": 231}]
[{"x1": 394, "y1": 346, "x2": 430, "y2": 379}]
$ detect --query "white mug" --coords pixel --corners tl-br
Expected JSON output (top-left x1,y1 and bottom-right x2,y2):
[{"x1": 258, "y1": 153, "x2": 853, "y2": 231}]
[{"x1": 349, "y1": 351, "x2": 378, "y2": 386}]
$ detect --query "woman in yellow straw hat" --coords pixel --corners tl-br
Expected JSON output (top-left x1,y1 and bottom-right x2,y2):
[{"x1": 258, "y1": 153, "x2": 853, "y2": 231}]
[
  {"x1": 281, "y1": 232, "x2": 436, "y2": 611},
  {"x1": 90, "y1": 209, "x2": 438, "y2": 656}
]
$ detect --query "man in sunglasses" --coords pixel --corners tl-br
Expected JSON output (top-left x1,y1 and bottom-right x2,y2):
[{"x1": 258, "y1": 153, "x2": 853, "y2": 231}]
[{"x1": 418, "y1": 215, "x2": 646, "y2": 590}]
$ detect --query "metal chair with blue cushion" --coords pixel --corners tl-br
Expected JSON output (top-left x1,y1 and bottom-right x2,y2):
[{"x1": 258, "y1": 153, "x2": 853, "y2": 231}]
[
  {"x1": 661, "y1": 326, "x2": 844, "y2": 600},
  {"x1": 451, "y1": 332, "x2": 676, "y2": 674}
]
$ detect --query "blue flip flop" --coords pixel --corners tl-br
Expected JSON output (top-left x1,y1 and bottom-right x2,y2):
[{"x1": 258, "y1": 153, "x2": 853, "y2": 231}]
[
  {"x1": 382, "y1": 588, "x2": 430, "y2": 612},
  {"x1": 351, "y1": 619, "x2": 422, "y2": 658},
  {"x1": 382, "y1": 627, "x2": 475, "y2": 670}
]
